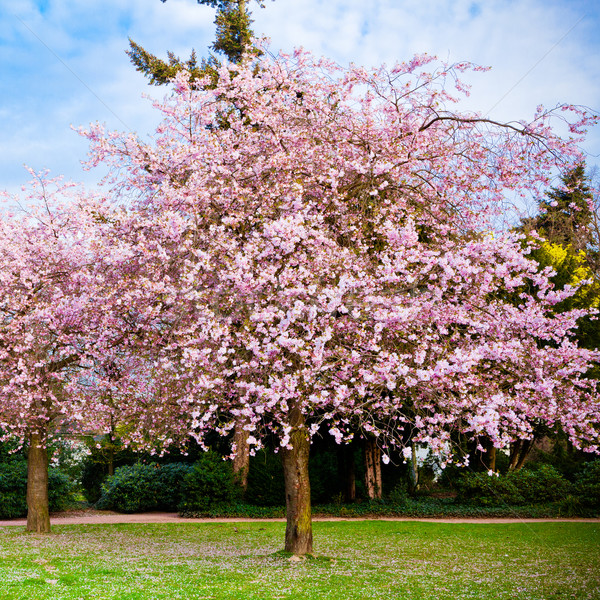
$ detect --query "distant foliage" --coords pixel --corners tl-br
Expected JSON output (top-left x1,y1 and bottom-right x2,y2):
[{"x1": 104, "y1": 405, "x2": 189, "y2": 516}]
[
  {"x1": 455, "y1": 466, "x2": 572, "y2": 506},
  {"x1": 509, "y1": 465, "x2": 572, "y2": 504},
  {"x1": 574, "y1": 460, "x2": 600, "y2": 507},
  {"x1": 0, "y1": 461, "x2": 28, "y2": 518},
  {"x1": 245, "y1": 449, "x2": 285, "y2": 506},
  {"x1": 48, "y1": 470, "x2": 77, "y2": 512},
  {"x1": 96, "y1": 462, "x2": 193, "y2": 512},
  {"x1": 455, "y1": 471, "x2": 525, "y2": 506},
  {"x1": 244, "y1": 445, "x2": 350, "y2": 506},
  {"x1": 178, "y1": 452, "x2": 240, "y2": 513}
]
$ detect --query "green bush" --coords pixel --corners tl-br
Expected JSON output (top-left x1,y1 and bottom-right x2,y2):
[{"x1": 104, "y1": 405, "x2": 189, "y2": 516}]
[
  {"x1": 574, "y1": 460, "x2": 600, "y2": 507},
  {"x1": 79, "y1": 439, "x2": 141, "y2": 504},
  {"x1": 96, "y1": 463, "x2": 157, "y2": 512},
  {"x1": 154, "y1": 463, "x2": 194, "y2": 509},
  {"x1": 455, "y1": 471, "x2": 524, "y2": 506},
  {"x1": 454, "y1": 465, "x2": 572, "y2": 506},
  {"x1": 0, "y1": 460, "x2": 76, "y2": 518},
  {"x1": 510, "y1": 465, "x2": 571, "y2": 503},
  {"x1": 387, "y1": 481, "x2": 409, "y2": 506},
  {"x1": 96, "y1": 462, "x2": 193, "y2": 513},
  {"x1": 178, "y1": 452, "x2": 239, "y2": 513},
  {"x1": 48, "y1": 469, "x2": 77, "y2": 512}
]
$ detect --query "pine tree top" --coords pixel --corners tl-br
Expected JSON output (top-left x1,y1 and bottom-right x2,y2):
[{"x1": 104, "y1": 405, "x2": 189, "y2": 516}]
[{"x1": 127, "y1": 0, "x2": 263, "y2": 87}]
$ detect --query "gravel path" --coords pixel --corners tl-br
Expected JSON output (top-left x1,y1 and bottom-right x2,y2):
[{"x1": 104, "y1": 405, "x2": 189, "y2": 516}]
[{"x1": 1, "y1": 511, "x2": 598, "y2": 527}]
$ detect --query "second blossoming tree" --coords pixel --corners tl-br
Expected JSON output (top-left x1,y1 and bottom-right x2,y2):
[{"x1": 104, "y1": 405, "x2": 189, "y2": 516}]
[{"x1": 82, "y1": 48, "x2": 600, "y2": 554}]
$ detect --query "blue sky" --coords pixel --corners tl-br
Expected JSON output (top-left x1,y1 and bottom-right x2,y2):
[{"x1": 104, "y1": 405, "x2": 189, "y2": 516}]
[{"x1": 1, "y1": 0, "x2": 599, "y2": 204}]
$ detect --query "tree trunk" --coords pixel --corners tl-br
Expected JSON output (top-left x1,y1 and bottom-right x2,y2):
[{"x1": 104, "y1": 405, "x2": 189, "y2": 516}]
[
  {"x1": 26, "y1": 430, "x2": 50, "y2": 534},
  {"x1": 488, "y1": 445, "x2": 497, "y2": 473},
  {"x1": 108, "y1": 443, "x2": 115, "y2": 477},
  {"x1": 363, "y1": 437, "x2": 382, "y2": 500},
  {"x1": 514, "y1": 438, "x2": 534, "y2": 471},
  {"x1": 508, "y1": 440, "x2": 521, "y2": 471},
  {"x1": 280, "y1": 404, "x2": 313, "y2": 555},
  {"x1": 409, "y1": 442, "x2": 420, "y2": 493},
  {"x1": 232, "y1": 421, "x2": 250, "y2": 491},
  {"x1": 508, "y1": 438, "x2": 534, "y2": 471}
]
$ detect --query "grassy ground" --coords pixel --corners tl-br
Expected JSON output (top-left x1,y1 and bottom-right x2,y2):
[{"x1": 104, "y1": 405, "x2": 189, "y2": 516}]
[{"x1": 0, "y1": 521, "x2": 598, "y2": 599}]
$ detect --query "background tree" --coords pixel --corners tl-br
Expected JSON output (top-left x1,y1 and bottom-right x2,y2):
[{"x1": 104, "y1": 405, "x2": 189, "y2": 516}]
[
  {"x1": 0, "y1": 176, "x2": 118, "y2": 532},
  {"x1": 525, "y1": 163, "x2": 595, "y2": 255},
  {"x1": 127, "y1": 0, "x2": 273, "y2": 490}
]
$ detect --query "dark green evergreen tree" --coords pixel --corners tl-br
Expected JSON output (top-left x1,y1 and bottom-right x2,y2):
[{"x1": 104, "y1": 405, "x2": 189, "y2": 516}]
[
  {"x1": 528, "y1": 162, "x2": 594, "y2": 253},
  {"x1": 127, "y1": 0, "x2": 266, "y2": 86}
]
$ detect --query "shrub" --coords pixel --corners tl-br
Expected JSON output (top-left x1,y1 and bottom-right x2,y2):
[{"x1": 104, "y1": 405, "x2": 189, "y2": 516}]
[
  {"x1": 48, "y1": 469, "x2": 77, "y2": 511},
  {"x1": 574, "y1": 460, "x2": 600, "y2": 507},
  {"x1": 178, "y1": 452, "x2": 239, "y2": 513},
  {"x1": 509, "y1": 465, "x2": 571, "y2": 503},
  {"x1": 454, "y1": 471, "x2": 524, "y2": 506},
  {"x1": 555, "y1": 494, "x2": 583, "y2": 517},
  {"x1": 153, "y1": 462, "x2": 194, "y2": 509},
  {"x1": 0, "y1": 460, "x2": 76, "y2": 518},
  {"x1": 387, "y1": 481, "x2": 409, "y2": 506},
  {"x1": 96, "y1": 463, "x2": 158, "y2": 512},
  {"x1": 454, "y1": 466, "x2": 572, "y2": 506},
  {"x1": 79, "y1": 440, "x2": 140, "y2": 504},
  {"x1": 96, "y1": 462, "x2": 193, "y2": 513}
]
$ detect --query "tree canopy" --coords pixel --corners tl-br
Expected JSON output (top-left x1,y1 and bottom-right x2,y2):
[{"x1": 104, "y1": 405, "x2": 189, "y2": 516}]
[{"x1": 77, "y1": 48, "x2": 600, "y2": 552}]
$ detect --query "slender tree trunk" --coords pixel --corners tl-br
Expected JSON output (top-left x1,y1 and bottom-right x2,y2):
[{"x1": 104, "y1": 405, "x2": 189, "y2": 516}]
[
  {"x1": 107, "y1": 419, "x2": 116, "y2": 477},
  {"x1": 409, "y1": 442, "x2": 420, "y2": 493},
  {"x1": 508, "y1": 438, "x2": 534, "y2": 471},
  {"x1": 363, "y1": 437, "x2": 382, "y2": 500},
  {"x1": 508, "y1": 439, "x2": 521, "y2": 471},
  {"x1": 232, "y1": 421, "x2": 250, "y2": 491},
  {"x1": 488, "y1": 445, "x2": 497, "y2": 473},
  {"x1": 280, "y1": 404, "x2": 313, "y2": 555},
  {"x1": 108, "y1": 444, "x2": 115, "y2": 477},
  {"x1": 515, "y1": 438, "x2": 534, "y2": 471},
  {"x1": 26, "y1": 430, "x2": 50, "y2": 534}
]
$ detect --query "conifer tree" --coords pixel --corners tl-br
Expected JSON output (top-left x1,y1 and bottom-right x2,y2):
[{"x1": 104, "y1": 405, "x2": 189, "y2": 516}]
[
  {"x1": 531, "y1": 163, "x2": 594, "y2": 253},
  {"x1": 127, "y1": 0, "x2": 266, "y2": 86}
]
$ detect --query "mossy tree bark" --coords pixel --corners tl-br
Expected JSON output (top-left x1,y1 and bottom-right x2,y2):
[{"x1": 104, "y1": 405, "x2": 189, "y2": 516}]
[
  {"x1": 280, "y1": 403, "x2": 313, "y2": 555},
  {"x1": 26, "y1": 430, "x2": 50, "y2": 533}
]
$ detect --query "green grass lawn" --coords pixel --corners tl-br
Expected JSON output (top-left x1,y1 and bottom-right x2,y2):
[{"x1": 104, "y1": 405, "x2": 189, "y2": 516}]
[{"x1": 0, "y1": 521, "x2": 598, "y2": 599}]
